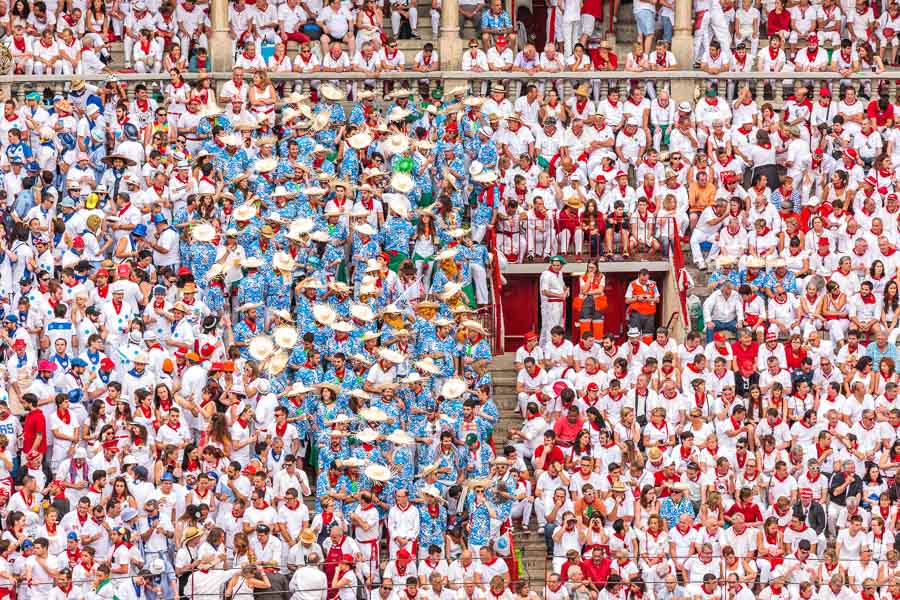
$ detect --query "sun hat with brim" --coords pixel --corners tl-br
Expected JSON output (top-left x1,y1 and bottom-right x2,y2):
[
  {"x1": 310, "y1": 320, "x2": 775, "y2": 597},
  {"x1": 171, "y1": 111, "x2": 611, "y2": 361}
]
[
  {"x1": 331, "y1": 321, "x2": 355, "y2": 333},
  {"x1": 317, "y1": 382, "x2": 343, "y2": 396},
  {"x1": 272, "y1": 252, "x2": 296, "y2": 273},
  {"x1": 348, "y1": 131, "x2": 374, "y2": 150},
  {"x1": 220, "y1": 133, "x2": 243, "y2": 147},
  {"x1": 441, "y1": 377, "x2": 468, "y2": 399},
  {"x1": 468, "y1": 161, "x2": 484, "y2": 177},
  {"x1": 350, "y1": 304, "x2": 376, "y2": 322},
  {"x1": 233, "y1": 204, "x2": 256, "y2": 222},
  {"x1": 746, "y1": 256, "x2": 766, "y2": 268},
  {"x1": 434, "y1": 317, "x2": 455, "y2": 327},
  {"x1": 378, "y1": 347, "x2": 406, "y2": 364},
  {"x1": 329, "y1": 281, "x2": 351, "y2": 295},
  {"x1": 298, "y1": 277, "x2": 324, "y2": 290},
  {"x1": 191, "y1": 224, "x2": 217, "y2": 243},
  {"x1": 356, "y1": 428, "x2": 380, "y2": 443},
  {"x1": 439, "y1": 281, "x2": 464, "y2": 300},
  {"x1": 183, "y1": 527, "x2": 203, "y2": 543},
  {"x1": 472, "y1": 170, "x2": 498, "y2": 184},
  {"x1": 320, "y1": 84, "x2": 346, "y2": 101},
  {"x1": 359, "y1": 407, "x2": 389, "y2": 422},
  {"x1": 284, "y1": 382, "x2": 311, "y2": 397},
  {"x1": 273, "y1": 326, "x2": 299, "y2": 350},
  {"x1": 248, "y1": 336, "x2": 275, "y2": 361},
  {"x1": 419, "y1": 464, "x2": 439, "y2": 478},
  {"x1": 389, "y1": 197, "x2": 410, "y2": 219},
  {"x1": 237, "y1": 302, "x2": 262, "y2": 313},
  {"x1": 299, "y1": 529, "x2": 316, "y2": 544},
  {"x1": 391, "y1": 173, "x2": 415, "y2": 193},
  {"x1": 313, "y1": 304, "x2": 337, "y2": 325},
  {"x1": 348, "y1": 388, "x2": 372, "y2": 400},
  {"x1": 310, "y1": 231, "x2": 331, "y2": 243},
  {"x1": 402, "y1": 373, "x2": 424, "y2": 385},
  {"x1": 241, "y1": 257, "x2": 264, "y2": 269},
  {"x1": 101, "y1": 154, "x2": 137, "y2": 167},
  {"x1": 365, "y1": 464, "x2": 392, "y2": 482},
  {"x1": 387, "y1": 107, "x2": 412, "y2": 122},
  {"x1": 383, "y1": 134, "x2": 410, "y2": 155},
  {"x1": 266, "y1": 351, "x2": 289, "y2": 375},
  {"x1": 414, "y1": 357, "x2": 441, "y2": 374},
  {"x1": 419, "y1": 484, "x2": 441, "y2": 498},
  {"x1": 356, "y1": 223, "x2": 377, "y2": 237},
  {"x1": 462, "y1": 319, "x2": 487, "y2": 336},
  {"x1": 387, "y1": 430, "x2": 415, "y2": 445},
  {"x1": 255, "y1": 158, "x2": 278, "y2": 174},
  {"x1": 311, "y1": 112, "x2": 330, "y2": 132},
  {"x1": 435, "y1": 248, "x2": 459, "y2": 262}
]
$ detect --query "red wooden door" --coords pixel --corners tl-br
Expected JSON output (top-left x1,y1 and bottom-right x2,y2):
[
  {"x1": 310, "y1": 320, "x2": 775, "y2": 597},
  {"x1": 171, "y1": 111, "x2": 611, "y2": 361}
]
[{"x1": 501, "y1": 275, "x2": 540, "y2": 352}]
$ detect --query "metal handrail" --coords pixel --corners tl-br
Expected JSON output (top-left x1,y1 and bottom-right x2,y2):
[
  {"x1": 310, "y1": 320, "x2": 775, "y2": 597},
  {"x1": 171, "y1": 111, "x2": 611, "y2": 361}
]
[{"x1": 4, "y1": 70, "x2": 898, "y2": 84}]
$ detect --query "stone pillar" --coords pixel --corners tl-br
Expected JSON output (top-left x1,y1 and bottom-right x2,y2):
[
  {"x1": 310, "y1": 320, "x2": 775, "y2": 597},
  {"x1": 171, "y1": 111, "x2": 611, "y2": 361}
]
[
  {"x1": 670, "y1": 0, "x2": 693, "y2": 102},
  {"x1": 209, "y1": 0, "x2": 233, "y2": 72},
  {"x1": 440, "y1": 0, "x2": 465, "y2": 70}
]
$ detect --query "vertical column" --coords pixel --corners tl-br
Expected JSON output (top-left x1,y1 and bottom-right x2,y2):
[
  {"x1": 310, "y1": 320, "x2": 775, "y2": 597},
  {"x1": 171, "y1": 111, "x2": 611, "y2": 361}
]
[
  {"x1": 670, "y1": 0, "x2": 693, "y2": 102},
  {"x1": 209, "y1": 0, "x2": 233, "y2": 72},
  {"x1": 440, "y1": 0, "x2": 465, "y2": 70}
]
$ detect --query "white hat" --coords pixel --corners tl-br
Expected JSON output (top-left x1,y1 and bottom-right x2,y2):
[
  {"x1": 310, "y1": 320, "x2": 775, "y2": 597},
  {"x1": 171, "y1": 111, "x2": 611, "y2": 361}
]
[
  {"x1": 191, "y1": 224, "x2": 217, "y2": 243},
  {"x1": 378, "y1": 347, "x2": 406, "y2": 364},
  {"x1": 273, "y1": 326, "x2": 299, "y2": 349},
  {"x1": 391, "y1": 172, "x2": 415, "y2": 193},
  {"x1": 313, "y1": 304, "x2": 337, "y2": 325},
  {"x1": 365, "y1": 464, "x2": 392, "y2": 482},
  {"x1": 249, "y1": 335, "x2": 276, "y2": 361},
  {"x1": 441, "y1": 377, "x2": 468, "y2": 399}
]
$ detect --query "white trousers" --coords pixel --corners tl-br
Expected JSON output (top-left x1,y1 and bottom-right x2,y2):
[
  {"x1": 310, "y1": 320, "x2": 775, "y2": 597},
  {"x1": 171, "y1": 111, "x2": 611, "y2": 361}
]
[
  {"x1": 470, "y1": 264, "x2": 489, "y2": 305},
  {"x1": 392, "y1": 7, "x2": 419, "y2": 34},
  {"x1": 540, "y1": 301, "x2": 564, "y2": 346},
  {"x1": 557, "y1": 229, "x2": 584, "y2": 255}
]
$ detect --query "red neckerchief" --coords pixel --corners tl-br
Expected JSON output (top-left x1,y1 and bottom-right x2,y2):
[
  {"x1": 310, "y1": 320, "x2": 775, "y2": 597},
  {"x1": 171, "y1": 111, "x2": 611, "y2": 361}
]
[
  {"x1": 168, "y1": 419, "x2": 181, "y2": 431},
  {"x1": 862, "y1": 293, "x2": 876, "y2": 304},
  {"x1": 236, "y1": 418, "x2": 249, "y2": 429},
  {"x1": 275, "y1": 421, "x2": 288, "y2": 437},
  {"x1": 57, "y1": 408, "x2": 71, "y2": 425}
]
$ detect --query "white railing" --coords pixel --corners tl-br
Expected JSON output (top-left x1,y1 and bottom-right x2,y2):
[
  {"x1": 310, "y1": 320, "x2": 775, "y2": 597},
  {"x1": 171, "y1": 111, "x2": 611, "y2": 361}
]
[{"x1": 7, "y1": 70, "x2": 898, "y2": 103}]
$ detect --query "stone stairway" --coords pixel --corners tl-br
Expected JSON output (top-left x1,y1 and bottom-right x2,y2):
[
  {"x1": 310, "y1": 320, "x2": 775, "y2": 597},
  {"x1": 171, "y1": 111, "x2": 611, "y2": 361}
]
[{"x1": 490, "y1": 353, "x2": 555, "y2": 584}]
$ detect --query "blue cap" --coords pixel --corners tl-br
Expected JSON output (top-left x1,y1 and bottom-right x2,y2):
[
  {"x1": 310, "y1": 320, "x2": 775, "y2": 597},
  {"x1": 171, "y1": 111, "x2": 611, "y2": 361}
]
[
  {"x1": 26, "y1": 161, "x2": 39, "y2": 172},
  {"x1": 207, "y1": 470, "x2": 220, "y2": 481},
  {"x1": 133, "y1": 224, "x2": 148, "y2": 237},
  {"x1": 123, "y1": 123, "x2": 139, "y2": 140},
  {"x1": 21, "y1": 540, "x2": 33, "y2": 549},
  {"x1": 67, "y1": 389, "x2": 83, "y2": 404},
  {"x1": 71, "y1": 358, "x2": 88, "y2": 368},
  {"x1": 153, "y1": 285, "x2": 166, "y2": 296},
  {"x1": 4, "y1": 315, "x2": 17, "y2": 323},
  {"x1": 160, "y1": 472, "x2": 174, "y2": 482},
  {"x1": 152, "y1": 213, "x2": 168, "y2": 224},
  {"x1": 67, "y1": 532, "x2": 79, "y2": 541}
]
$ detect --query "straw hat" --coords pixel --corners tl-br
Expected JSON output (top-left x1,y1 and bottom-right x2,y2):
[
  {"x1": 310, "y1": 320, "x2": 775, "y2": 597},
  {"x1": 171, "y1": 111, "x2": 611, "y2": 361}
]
[
  {"x1": 273, "y1": 326, "x2": 299, "y2": 350},
  {"x1": 284, "y1": 382, "x2": 311, "y2": 397},
  {"x1": 313, "y1": 304, "x2": 337, "y2": 325},
  {"x1": 221, "y1": 133, "x2": 243, "y2": 147},
  {"x1": 378, "y1": 347, "x2": 406, "y2": 364},
  {"x1": 356, "y1": 428, "x2": 380, "y2": 443},
  {"x1": 391, "y1": 173, "x2": 415, "y2": 193},
  {"x1": 357, "y1": 223, "x2": 377, "y2": 236},
  {"x1": 386, "y1": 106, "x2": 412, "y2": 122},
  {"x1": 272, "y1": 185, "x2": 296, "y2": 199},
  {"x1": 255, "y1": 157, "x2": 278, "y2": 173},
  {"x1": 388, "y1": 197, "x2": 410, "y2": 219},
  {"x1": 348, "y1": 131, "x2": 374, "y2": 150},
  {"x1": 439, "y1": 281, "x2": 465, "y2": 300},
  {"x1": 266, "y1": 351, "x2": 289, "y2": 375},
  {"x1": 237, "y1": 302, "x2": 261, "y2": 313},
  {"x1": 233, "y1": 203, "x2": 256, "y2": 222},
  {"x1": 299, "y1": 529, "x2": 316, "y2": 544},
  {"x1": 365, "y1": 464, "x2": 392, "y2": 482},
  {"x1": 241, "y1": 257, "x2": 263, "y2": 269},
  {"x1": 415, "y1": 357, "x2": 441, "y2": 374},
  {"x1": 248, "y1": 336, "x2": 276, "y2": 361},
  {"x1": 383, "y1": 134, "x2": 410, "y2": 155},
  {"x1": 273, "y1": 252, "x2": 296, "y2": 272},
  {"x1": 462, "y1": 320, "x2": 487, "y2": 336},
  {"x1": 331, "y1": 320, "x2": 355, "y2": 333},
  {"x1": 441, "y1": 377, "x2": 468, "y2": 399},
  {"x1": 320, "y1": 84, "x2": 346, "y2": 101},
  {"x1": 183, "y1": 527, "x2": 203, "y2": 543},
  {"x1": 359, "y1": 407, "x2": 389, "y2": 422},
  {"x1": 420, "y1": 464, "x2": 439, "y2": 478},
  {"x1": 191, "y1": 224, "x2": 216, "y2": 243},
  {"x1": 387, "y1": 430, "x2": 415, "y2": 445},
  {"x1": 435, "y1": 248, "x2": 459, "y2": 262},
  {"x1": 350, "y1": 304, "x2": 376, "y2": 322},
  {"x1": 317, "y1": 381, "x2": 342, "y2": 395},
  {"x1": 311, "y1": 112, "x2": 330, "y2": 132},
  {"x1": 472, "y1": 170, "x2": 498, "y2": 184}
]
